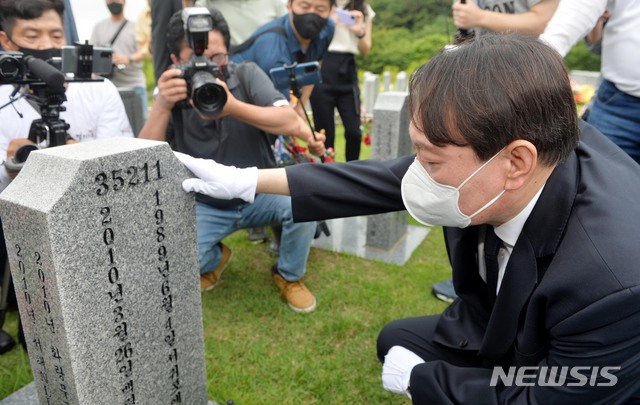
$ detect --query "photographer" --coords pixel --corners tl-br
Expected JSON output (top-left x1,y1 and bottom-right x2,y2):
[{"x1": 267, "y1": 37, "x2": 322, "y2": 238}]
[
  {"x1": 0, "y1": 0, "x2": 133, "y2": 191},
  {"x1": 230, "y1": 0, "x2": 336, "y2": 118},
  {"x1": 138, "y1": 7, "x2": 323, "y2": 313}
]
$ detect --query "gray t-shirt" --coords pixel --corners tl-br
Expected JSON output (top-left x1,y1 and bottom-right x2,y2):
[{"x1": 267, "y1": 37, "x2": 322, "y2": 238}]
[
  {"x1": 474, "y1": 0, "x2": 541, "y2": 36},
  {"x1": 166, "y1": 62, "x2": 286, "y2": 208},
  {"x1": 166, "y1": 62, "x2": 284, "y2": 168},
  {"x1": 90, "y1": 18, "x2": 147, "y2": 89}
]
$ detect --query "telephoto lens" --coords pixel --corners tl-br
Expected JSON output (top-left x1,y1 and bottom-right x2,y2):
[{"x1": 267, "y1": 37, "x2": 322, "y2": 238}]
[{"x1": 190, "y1": 70, "x2": 227, "y2": 117}]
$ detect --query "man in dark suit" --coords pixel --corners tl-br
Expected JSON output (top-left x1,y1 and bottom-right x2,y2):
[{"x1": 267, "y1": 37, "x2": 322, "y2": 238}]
[{"x1": 176, "y1": 33, "x2": 640, "y2": 403}]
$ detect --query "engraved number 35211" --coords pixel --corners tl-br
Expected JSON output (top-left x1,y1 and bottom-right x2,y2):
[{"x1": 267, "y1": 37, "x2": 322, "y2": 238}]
[{"x1": 95, "y1": 161, "x2": 162, "y2": 196}]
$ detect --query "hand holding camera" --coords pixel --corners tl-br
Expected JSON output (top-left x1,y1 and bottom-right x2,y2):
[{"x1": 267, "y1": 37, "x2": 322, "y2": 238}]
[
  {"x1": 156, "y1": 68, "x2": 189, "y2": 111},
  {"x1": 170, "y1": 8, "x2": 228, "y2": 118}
]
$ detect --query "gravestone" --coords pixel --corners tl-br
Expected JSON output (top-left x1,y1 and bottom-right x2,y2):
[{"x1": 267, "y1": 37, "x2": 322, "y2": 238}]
[
  {"x1": 312, "y1": 91, "x2": 429, "y2": 263},
  {"x1": 367, "y1": 92, "x2": 412, "y2": 250},
  {"x1": 0, "y1": 138, "x2": 208, "y2": 404},
  {"x1": 362, "y1": 72, "x2": 379, "y2": 118},
  {"x1": 382, "y1": 71, "x2": 392, "y2": 92},
  {"x1": 395, "y1": 71, "x2": 408, "y2": 93},
  {"x1": 118, "y1": 88, "x2": 145, "y2": 137}
]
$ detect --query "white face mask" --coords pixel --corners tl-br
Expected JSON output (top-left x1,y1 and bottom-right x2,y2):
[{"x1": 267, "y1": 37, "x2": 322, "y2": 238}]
[{"x1": 401, "y1": 150, "x2": 505, "y2": 228}]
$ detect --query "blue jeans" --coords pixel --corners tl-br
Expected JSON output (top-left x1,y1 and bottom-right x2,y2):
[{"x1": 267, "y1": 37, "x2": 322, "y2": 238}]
[
  {"x1": 587, "y1": 79, "x2": 640, "y2": 164},
  {"x1": 196, "y1": 195, "x2": 316, "y2": 281}
]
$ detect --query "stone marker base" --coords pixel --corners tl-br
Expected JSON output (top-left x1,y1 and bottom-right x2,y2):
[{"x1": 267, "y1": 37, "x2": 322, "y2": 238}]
[
  {"x1": 0, "y1": 383, "x2": 221, "y2": 405},
  {"x1": 311, "y1": 216, "x2": 430, "y2": 265}
]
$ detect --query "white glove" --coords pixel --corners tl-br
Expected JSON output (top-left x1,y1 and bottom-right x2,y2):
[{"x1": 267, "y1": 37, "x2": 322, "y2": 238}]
[
  {"x1": 382, "y1": 346, "x2": 425, "y2": 399},
  {"x1": 174, "y1": 151, "x2": 258, "y2": 203}
]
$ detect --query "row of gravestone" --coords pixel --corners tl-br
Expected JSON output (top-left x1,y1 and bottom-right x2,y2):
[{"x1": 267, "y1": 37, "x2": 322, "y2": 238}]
[
  {"x1": 361, "y1": 71, "x2": 409, "y2": 118},
  {"x1": 0, "y1": 90, "x2": 414, "y2": 405}
]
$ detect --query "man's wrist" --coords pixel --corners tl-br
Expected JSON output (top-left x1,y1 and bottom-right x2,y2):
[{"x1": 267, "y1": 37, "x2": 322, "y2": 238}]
[
  {"x1": 127, "y1": 55, "x2": 134, "y2": 64},
  {"x1": 356, "y1": 30, "x2": 366, "y2": 39}
]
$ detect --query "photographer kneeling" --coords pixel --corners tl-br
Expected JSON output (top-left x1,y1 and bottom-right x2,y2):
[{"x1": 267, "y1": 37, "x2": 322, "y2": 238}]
[{"x1": 139, "y1": 7, "x2": 325, "y2": 313}]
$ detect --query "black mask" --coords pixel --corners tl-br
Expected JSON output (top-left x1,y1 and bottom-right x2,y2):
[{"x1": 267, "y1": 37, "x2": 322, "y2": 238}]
[
  {"x1": 292, "y1": 12, "x2": 328, "y2": 40},
  {"x1": 18, "y1": 46, "x2": 61, "y2": 63},
  {"x1": 107, "y1": 2, "x2": 124, "y2": 15}
]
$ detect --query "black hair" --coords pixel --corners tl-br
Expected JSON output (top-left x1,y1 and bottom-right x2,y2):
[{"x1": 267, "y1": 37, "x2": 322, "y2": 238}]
[
  {"x1": 166, "y1": 7, "x2": 231, "y2": 58},
  {"x1": 410, "y1": 33, "x2": 579, "y2": 166},
  {"x1": 0, "y1": 0, "x2": 65, "y2": 36},
  {"x1": 290, "y1": 0, "x2": 337, "y2": 7}
]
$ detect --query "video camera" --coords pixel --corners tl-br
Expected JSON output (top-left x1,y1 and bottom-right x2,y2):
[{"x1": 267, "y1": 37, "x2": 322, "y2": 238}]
[
  {"x1": 0, "y1": 42, "x2": 112, "y2": 173},
  {"x1": 174, "y1": 7, "x2": 227, "y2": 117}
]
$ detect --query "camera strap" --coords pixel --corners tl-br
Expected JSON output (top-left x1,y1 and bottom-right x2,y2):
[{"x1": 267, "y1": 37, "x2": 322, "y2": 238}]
[
  {"x1": 229, "y1": 27, "x2": 287, "y2": 55},
  {"x1": 107, "y1": 20, "x2": 128, "y2": 47}
]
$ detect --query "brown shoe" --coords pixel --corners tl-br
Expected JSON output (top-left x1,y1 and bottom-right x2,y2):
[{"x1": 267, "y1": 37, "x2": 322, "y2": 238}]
[
  {"x1": 200, "y1": 243, "x2": 233, "y2": 292},
  {"x1": 271, "y1": 266, "x2": 316, "y2": 313}
]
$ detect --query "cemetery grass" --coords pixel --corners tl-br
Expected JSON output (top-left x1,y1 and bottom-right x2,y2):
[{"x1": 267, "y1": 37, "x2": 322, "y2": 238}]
[{"x1": 0, "y1": 130, "x2": 453, "y2": 403}]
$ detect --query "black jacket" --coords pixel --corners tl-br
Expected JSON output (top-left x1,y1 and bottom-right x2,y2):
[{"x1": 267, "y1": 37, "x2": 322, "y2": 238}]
[{"x1": 285, "y1": 122, "x2": 640, "y2": 404}]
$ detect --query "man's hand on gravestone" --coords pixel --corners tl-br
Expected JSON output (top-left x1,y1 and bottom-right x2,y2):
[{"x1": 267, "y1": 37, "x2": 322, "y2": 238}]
[{"x1": 174, "y1": 152, "x2": 258, "y2": 203}]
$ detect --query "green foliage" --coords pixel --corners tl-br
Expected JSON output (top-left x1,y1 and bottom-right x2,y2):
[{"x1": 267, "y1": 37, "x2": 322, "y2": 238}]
[
  {"x1": 142, "y1": 56, "x2": 155, "y2": 103},
  {"x1": 371, "y1": 0, "x2": 450, "y2": 31},
  {"x1": 564, "y1": 40, "x2": 601, "y2": 72},
  {"x1": 362, "y1": 0, "x2": 601, "y2": 74},
  {"x1": 358, "y1": 29, "x2": 449, "y2": 74}
]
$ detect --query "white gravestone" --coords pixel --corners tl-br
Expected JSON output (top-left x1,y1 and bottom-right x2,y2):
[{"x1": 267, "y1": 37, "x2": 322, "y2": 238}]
[
  {"x1": 367, "y1": 92, "x2": 412, "y2": 249},
  {"x1": 0, "y1": 138, "x2": 208, "y2": 405}
]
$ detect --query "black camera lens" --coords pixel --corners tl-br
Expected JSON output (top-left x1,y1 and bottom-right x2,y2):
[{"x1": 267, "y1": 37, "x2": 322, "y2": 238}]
[
  {"x1": 191, "y1": 70, "x2": 227, "y2": 117},
  {"x1": 0, "y1": 54, "x2": 24, "y2": 83},
  {"x1": 13, "y1": 144, "x2": 39, "y2": 164}
]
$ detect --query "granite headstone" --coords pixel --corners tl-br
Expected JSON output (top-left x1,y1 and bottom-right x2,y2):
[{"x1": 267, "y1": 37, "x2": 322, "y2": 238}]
[
  {"x1": 382, "y1": 71, "x2": 392, "y2": 92},
  {"x1": 362, "y1": 72, "x2": 380, "y2": 118},
  {"x1": 395, "y1": 71, "x2": 408, "y2": 93},
  {"x1": 367, "y1": 92, "x2": 411, "y2": 250},
  {"x1": 0, "y1": 138, "x2": 208, "y2": 405}
]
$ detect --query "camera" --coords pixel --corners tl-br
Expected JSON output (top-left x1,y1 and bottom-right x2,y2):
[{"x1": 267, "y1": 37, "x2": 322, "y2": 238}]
[
  {"x1": 0, "y1": 42, "x2": 112, "y2": 173},
  {"x1": 0, "y1": 42, "x2": 112, "y2": 84},
  {"x1": 173, "y1": 7, "x2": 227, "y2": 117},
  {"x1": 269, "y1": 62, "x2": 322, "y2": 94},
  {"x1": 60, "y1": 43, "x2": 113, "y2": 77},
  {"x1": 0, "y1": 52, "x2": 27, "y2": 83}
]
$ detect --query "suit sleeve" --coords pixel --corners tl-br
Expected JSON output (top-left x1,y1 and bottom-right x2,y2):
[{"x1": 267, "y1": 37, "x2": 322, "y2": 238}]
[{"x1": 284, "y1": 156, "x2": 413, "y2": 222}]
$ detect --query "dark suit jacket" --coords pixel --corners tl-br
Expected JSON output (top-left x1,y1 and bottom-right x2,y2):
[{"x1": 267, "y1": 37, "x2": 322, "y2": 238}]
[{"x1": 285, "y1": 122, "x2": 640, "y2": 404}]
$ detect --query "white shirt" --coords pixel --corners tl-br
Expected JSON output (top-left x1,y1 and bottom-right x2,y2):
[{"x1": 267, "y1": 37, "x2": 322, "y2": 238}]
[
  {"x1": 540, "y1": 0, "x2": 640, "y2": 97},
  {"x1": 0, "y1": 78, "x2": 133, "y2": 192},
  {"x1": 479, "y1": 186, "x2": 544, "y2": 295}
]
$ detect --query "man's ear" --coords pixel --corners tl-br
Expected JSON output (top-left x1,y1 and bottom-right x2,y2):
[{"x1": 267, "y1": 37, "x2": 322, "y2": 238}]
[
  {"x1": 504, "y1": 140, "x2": 537, "y2": 191},
  {"x1": 0, "y1": 31, "x2": 13, "y2": 51}
]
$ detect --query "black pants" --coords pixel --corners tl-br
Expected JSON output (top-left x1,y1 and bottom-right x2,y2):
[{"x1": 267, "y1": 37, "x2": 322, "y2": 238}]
[
  {"x1": 377, "y1": 314, "x2": 484, "y2": 367},
  {"x1": 310, "y1": 52, "x2": 362, "y2": 162},
  {"x1": 310, "y1": 83, "x2": 362, "y2": 161}
]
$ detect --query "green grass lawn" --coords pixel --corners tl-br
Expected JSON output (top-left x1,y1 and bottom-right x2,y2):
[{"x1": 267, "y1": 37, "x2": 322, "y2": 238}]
[{"x1": 0, "y1": 127, "x2": 452, "y2": 403}]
